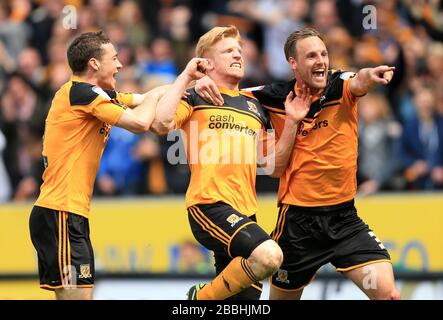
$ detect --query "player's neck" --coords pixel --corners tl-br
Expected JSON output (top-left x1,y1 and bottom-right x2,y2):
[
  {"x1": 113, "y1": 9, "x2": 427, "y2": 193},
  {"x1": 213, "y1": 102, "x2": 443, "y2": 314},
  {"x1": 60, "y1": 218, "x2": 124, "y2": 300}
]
[
  {"x1": 294, "y1": 79, "x2": 324, "y2": 97},
  {"x1": 296, "y1": 83, "x2": 324, "y2": 97},
  {"x1": 209, "y1": 74, "x2": 240, "y2": 91},
  {"x1": 310, "y1": 87, "x2": 324, "y2": 96},
  {"x1": 73, "y1": 72, "x2": 99, "y2": 87},
  {"x1": 294, "y1": 75, "x2": 319, "y2": 95}
]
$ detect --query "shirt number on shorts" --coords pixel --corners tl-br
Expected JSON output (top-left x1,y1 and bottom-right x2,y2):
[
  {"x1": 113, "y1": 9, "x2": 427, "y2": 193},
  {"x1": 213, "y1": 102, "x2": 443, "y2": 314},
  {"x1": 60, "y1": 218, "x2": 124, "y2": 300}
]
[{"x1": 368, "y1": 231, "x2": 386, "y2": 249}]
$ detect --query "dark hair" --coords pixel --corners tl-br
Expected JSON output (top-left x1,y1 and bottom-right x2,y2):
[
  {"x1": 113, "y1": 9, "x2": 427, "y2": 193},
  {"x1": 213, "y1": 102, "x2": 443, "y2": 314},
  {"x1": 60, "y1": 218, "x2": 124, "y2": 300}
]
[
  {"x1": 67, "y1": 31, "x2": 111, "y2": 74},
  {"x1": 284, "y1": 28, "x2": 323, "y2": 61},
  {"x1": 0, "y1": 1, "x2": 12, "y2": 17}
]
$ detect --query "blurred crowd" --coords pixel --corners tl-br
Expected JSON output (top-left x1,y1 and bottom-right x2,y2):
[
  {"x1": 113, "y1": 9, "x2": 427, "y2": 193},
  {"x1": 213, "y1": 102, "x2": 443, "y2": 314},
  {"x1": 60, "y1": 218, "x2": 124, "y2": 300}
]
[{"x1": 0, "y1": 0, "x2": 442, "y2": 202}]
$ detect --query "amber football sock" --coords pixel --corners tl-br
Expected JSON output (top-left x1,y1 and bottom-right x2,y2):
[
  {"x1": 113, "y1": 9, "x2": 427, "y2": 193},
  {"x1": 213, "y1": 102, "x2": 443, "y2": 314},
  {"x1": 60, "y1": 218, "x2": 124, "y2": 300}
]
[{"x1": 198, "y1": 257, "x2": 258, "y2": 300}]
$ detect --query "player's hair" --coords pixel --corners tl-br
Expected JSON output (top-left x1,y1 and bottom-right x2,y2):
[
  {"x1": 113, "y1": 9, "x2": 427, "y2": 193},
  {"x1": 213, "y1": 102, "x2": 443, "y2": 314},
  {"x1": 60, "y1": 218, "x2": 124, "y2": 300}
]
[
  {"x1": 195, "y1": 25, "x2": 241, "y2": 58},
  {"x1": 284, "y1": 28, "x2": 323, "y2": 61},
  {"x1": 67, "y1": 31, "x2": 111, "y2": 74}
]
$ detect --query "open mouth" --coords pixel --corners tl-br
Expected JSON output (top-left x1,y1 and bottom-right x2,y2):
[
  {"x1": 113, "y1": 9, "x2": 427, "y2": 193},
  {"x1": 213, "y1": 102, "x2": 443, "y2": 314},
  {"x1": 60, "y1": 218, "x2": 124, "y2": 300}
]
[
  {"x1": 230, "y1": 62, "x2": 242, "y2": 69},
  {"x1": 312, "y1": 69, "x2": 325, "y2": 79}
]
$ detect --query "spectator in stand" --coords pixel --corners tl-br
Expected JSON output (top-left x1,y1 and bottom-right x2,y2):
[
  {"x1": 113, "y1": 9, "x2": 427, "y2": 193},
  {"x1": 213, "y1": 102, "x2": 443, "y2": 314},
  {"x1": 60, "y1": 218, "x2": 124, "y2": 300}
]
[
  {"x1": 0, "y1": 72, "x2": 48, "y2": 192},
  {"x1": 17, "y1": 47, "x2": 45, "y2": 87},
  {"x1": 229, "y1": 0, "x2": 309, "y2": 81},
  {"x1": 400, "y1": 87, "x2": 443, "y2": 190},
  {"x1": 0, "y1": 0, "x2": 30, "y2": 63},
  {"x1": 311, "y1": 0, "x2": 339, "y2": 35},
  {"x1": 140, "y1": 37, "x2": 178, "y2": 84},
  {"x1": 240, "y1": 37, "x2": 271, "y2": 88},
  {"x1": 358, "y1": 93, "x2": 403, "y2": 195},
  {"x1": 325, "y1": 26, "x2": 354, "y2": 71},
  {"x1": 96, "y1": 126, "x2": 147, "y2": 196}
]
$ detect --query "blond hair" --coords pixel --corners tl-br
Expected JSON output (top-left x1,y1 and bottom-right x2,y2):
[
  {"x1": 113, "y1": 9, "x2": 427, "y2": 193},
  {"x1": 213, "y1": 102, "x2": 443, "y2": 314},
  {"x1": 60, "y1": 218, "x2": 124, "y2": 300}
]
[{"x1": 195, "y1": 25, "x2": 241, "y2": 58}]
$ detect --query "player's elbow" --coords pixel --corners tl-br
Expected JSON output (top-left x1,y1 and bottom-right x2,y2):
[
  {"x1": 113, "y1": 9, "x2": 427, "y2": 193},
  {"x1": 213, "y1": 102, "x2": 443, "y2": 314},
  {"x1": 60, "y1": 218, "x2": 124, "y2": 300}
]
[
  {"x1": 259, "y1": 165, "x2": 283, "y2": 178},
  {"x1": 130, "y1": 119, "x2": 152, "y2": 134},
  {"x1": 269, "y1": 171, "x2": 283, "y2": 178},
  {"x1": 268, "y1": 166, "x2": 284, "y2": 178},
  {"x1": 151, "y1": 119, "x2": 174, "y2": 135},
  {"x1": 269, "y1": 171, "x2": 282, "y2": 178}
]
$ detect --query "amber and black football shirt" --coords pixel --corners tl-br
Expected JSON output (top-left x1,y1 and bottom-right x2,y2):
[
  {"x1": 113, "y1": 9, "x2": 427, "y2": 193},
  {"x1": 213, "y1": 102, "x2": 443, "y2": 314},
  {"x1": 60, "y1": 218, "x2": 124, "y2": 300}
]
[
  {"x1": 35, "y1": 75, "x2": 132, "y2": 218},
  {"x1": 175, "y1": 87, "x2": 270, "y2": 216},
  {"x1": 249, "y1": 70, "x2": 360, "y2": 207}
]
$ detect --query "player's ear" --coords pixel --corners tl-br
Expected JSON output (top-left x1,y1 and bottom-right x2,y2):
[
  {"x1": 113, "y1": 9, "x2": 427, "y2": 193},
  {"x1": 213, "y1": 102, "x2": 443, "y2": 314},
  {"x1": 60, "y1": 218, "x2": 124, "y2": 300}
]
[
  {"x1": 89, "y1": 58, "x2": 100, "y2": 71},
  {"x1": 288, "y1": 56, "x2": 297, "y2": 72},
  {"x1": 205, "y1": 58, "x2": 215, "y2": 72}
]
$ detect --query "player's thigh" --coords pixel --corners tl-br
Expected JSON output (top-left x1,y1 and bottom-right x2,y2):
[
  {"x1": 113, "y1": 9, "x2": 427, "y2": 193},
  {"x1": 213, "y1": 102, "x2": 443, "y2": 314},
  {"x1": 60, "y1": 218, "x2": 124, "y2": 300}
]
[
  {"x1": 332, "y1": 209, "x2": 392, "y2": 273},
  {"x1": 67, "y1": 212, "x2": 95, "y2": 288},
  {"x1": 269, "y1": 285, "x2": 303, "y2": 300},
  {"x1": 55, "y1": 287, "x2": 93, "y2": 300},
  {"x1": 29, "y1": 206, "x2": 69, "y2": 289},
  {"x1": 270, "y1": 205, "x2": 326, "y2": 293},
  {"x1": 344, "y1": 261, "x2": 399, "y2": 300},
  {"x1": 29, "y1": 207, "x2": 95, "y2": 291},
  {"x1": 331, "y1": 211, "x2": 397, "y2": 299},
  {"x1": 188, "y1": 203, "x2": 270, "y2": 258}
]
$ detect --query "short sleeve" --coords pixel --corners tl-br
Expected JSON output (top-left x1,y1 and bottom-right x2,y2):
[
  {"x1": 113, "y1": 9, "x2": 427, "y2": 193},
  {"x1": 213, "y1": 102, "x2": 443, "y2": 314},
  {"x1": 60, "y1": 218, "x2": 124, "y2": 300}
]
[
  {"x1": 257, "y1": 126, "x2": 275, "y2": 160},
  {"x1": 267, "y1": 111, "x2": 286, "y2": 139},
  {"x1": 70, "y1": 83, "x2": 126, "y2": 125},
  {"x1": 341, "y1": 78, "x2": 360, "y2": 107},
  {"x1": 174, "y1": 100, "x2": 193, "y2": 129},
  {"x1": 90, "y1": 96, "x2": 126, "y2": 125},
  {"x1": 116, "y1": 92, "x2": 134, "y2": 107}
]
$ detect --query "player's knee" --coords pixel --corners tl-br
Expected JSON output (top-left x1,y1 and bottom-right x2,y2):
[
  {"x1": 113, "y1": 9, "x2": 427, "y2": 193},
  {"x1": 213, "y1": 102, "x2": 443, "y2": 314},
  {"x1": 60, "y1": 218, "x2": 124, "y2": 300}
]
[
  {"x1": 387, "y1": 288, "x2": 400, "y2": 300},
  {"x1": 373, "y1": 287, "x2": 400, "y2": 300},
  {"x1": 262, "y1": 248, "x2": 283, "y2": 274},
  {"x1": 249, "y1": 240, "x2": 283, "y2": 277}
]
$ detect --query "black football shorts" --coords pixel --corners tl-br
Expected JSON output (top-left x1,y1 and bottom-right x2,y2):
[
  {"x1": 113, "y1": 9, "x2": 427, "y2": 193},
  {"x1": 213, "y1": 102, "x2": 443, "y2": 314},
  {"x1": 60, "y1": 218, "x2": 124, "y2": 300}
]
[
  {"x1": 271, "y1": 200, "x2": 391, "y2": 290},
  {"x1": 29, "y1": 206, "x2": 95, "y2": 290}
]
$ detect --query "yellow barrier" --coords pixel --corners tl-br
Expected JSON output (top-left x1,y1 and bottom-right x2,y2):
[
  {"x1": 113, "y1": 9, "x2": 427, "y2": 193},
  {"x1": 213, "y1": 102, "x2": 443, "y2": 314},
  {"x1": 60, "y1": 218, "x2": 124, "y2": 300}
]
[{"x1": 1, "y1": 194, "x2": 442, "y2": 274}]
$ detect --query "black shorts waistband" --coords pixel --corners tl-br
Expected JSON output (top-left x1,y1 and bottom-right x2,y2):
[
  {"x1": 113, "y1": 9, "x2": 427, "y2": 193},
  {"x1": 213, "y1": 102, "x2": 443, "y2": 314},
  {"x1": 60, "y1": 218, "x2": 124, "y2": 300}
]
[{"x1": 284, "y1": 199, "x2": 355, "y2": 215}]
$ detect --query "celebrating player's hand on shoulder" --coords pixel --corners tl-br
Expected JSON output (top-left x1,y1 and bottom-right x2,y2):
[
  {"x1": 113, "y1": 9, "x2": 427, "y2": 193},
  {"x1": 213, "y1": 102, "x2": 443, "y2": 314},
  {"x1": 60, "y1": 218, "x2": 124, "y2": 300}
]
[
  {"x1": 284, "y1": 82, "x2": 312, "y2": 123},
  {"x1": 194, "y1": 75, "x2": 224, "y2": 106}
]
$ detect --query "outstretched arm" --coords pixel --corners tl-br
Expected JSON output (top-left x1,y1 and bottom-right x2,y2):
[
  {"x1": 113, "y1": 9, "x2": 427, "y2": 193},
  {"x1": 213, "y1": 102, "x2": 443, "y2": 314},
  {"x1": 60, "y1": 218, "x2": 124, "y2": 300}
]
[
  {"x1": 115, "y1": 88, "x2": 164, "y2": 134},
  {"x1": 151, "y1": 58, "x2": 208, "y2": 134},
  {"x1": 349, "y1": 65, "x2": 395, "y2": 97},
  {"x1": 130, "y1": 85, "x2": 171, "y2": 107}
]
